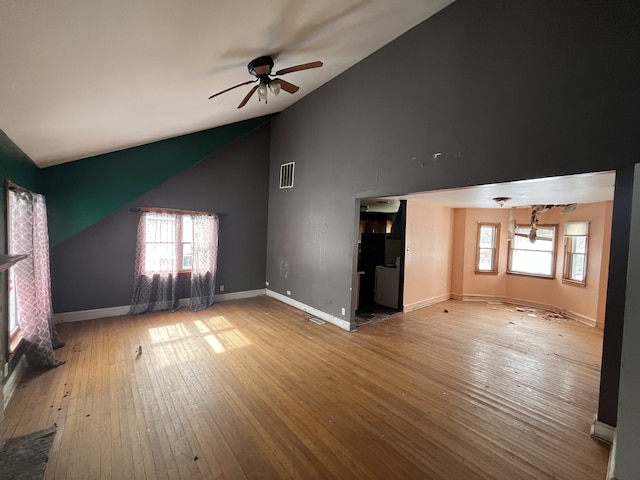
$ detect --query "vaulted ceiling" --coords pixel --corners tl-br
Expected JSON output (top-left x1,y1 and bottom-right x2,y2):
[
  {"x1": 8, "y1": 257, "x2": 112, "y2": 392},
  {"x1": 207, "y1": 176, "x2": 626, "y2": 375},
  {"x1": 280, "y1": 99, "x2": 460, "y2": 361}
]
[{"x1": 0, "y1": 0, "x2": 454, "y2": 167}]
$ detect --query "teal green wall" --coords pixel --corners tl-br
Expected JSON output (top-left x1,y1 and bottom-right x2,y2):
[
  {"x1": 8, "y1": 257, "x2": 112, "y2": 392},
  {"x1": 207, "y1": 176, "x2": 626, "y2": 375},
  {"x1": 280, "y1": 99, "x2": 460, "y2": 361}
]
[
  {"x1": 0, "y1": 129, "x2": 39, "y2": 366},
  {"x1": 40, "y1": 115, "x2": 274, "y2": 246}
]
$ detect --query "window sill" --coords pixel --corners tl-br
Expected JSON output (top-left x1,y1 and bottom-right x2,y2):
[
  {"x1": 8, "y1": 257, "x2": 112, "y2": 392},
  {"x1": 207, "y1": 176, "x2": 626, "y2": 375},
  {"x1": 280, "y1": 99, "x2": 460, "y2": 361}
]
[
  {"x1": 8, "y1": 329, "x2": 22, "y2": 354},
  {"x1": 506, "y1": 271, "x2": 555, "y2": 280},
  {"x1": 562, "y1": 278, "x2": 586, "y2": 287},
  {"x1": 178, "y1": 271, "x2": 192, "y2": 278},
  {"x1": 475, "y1": 270, "x2": 498, "y2": 275}
]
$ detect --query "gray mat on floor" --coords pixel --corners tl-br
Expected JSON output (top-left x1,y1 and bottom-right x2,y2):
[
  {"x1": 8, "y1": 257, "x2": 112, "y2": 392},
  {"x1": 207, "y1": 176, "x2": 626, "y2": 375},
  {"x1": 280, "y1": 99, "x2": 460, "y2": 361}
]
[{"x1": 0, "y1": 426, "x2": 56, "y2": 479}]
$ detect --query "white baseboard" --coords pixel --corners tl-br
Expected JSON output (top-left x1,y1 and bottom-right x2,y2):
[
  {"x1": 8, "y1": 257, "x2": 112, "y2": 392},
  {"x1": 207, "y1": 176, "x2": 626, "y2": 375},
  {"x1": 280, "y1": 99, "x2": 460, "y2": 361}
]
[
  {"x1": 265, "y1": 289, "x2": 351, "y2": 331},
  {"x1": 452, "y1": 294, "x2": 506, "y2": 303},
  {"x1": 54, "y1": 305, "x2": 131, "y2": 323},
  {"x1": 562, "y1": 308, "x2": 597, "y2": 328},
  {"x1": 53, "y1": 288, "x2": 267, "y2": 324},
  {"x1": 3, "y1": 355, "x2": 27, "y2": 410},
  {"x1": 404, "y1": 293, "x2": 451, "y2": 313},
  {"x1": 607, "y1": 435, "x2": 617, "y2": 480},
  {"x1": 215, "y1": 289, "x2": 266, "y2": 302},
  {"x1": 591, "y1": 415, "x2": 616, "y2": 444}
]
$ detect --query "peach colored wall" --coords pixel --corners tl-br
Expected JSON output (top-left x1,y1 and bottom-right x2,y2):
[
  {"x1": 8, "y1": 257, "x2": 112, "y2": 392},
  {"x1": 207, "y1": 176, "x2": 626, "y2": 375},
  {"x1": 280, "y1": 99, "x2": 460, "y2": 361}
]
[
  {"x1": 403, "y1": 200, "x2": 454, "y2": 310},
  {"x1": 503, "y1": 202, "x2": 612, "y2": 325},
  {"x1": 459, "y1": 208, "x2": 510, "y2": 299},
  {"x1": 450, "y1": 209, "x2": 467, "y2": 297},
  {"x1": 404, "y1": 201, "x2": 612, "y2": 326}
]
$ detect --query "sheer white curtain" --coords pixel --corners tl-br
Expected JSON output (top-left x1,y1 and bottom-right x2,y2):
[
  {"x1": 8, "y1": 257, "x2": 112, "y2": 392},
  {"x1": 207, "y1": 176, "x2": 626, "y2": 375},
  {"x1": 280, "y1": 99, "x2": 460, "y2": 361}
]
[
  {"x1": 129, "y1": 212, "x2": 180, "y2": 314},
  {"x1": 8, "y1": 186, "x2": 64, "y2": 368},
  {"x1": 190, "y1": 214, "x2": 219, "y2": 311}
]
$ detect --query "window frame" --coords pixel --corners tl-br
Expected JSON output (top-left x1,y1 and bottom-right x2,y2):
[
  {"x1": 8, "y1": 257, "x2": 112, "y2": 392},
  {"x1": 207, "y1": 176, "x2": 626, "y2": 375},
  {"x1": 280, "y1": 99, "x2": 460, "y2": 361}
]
[
  {"x1": 140, "y1": 211, "x2": 195, "y2": 277},
  {"x1": 563, "y1": 221, "x2": 589, "y2": 286},
  {"x1": 8, "y1": 266, "x2": 21, "y2": 353},
  {"x1": 178, "y1": 215, "x2": 193, "y2": 276},
  {"x1": 507, "y1": 223, "x2": 558, "y2": 279},
  {"x1": 475, "y1": 223, "x2": 500, "y2": 274},
  {"x1": 7, "y1": 186, "x2": 22, "y2": 353}
]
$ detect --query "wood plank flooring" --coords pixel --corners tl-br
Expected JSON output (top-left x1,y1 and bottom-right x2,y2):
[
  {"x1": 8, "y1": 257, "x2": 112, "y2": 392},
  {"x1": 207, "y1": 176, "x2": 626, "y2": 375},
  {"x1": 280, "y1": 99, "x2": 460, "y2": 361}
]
[{"x1": 4, "y1": 297, "x2": 609, "y2": 479}]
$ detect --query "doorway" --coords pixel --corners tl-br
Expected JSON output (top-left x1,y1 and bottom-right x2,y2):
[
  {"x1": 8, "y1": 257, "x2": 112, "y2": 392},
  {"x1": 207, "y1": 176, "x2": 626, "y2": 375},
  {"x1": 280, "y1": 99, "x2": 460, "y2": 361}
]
[{"x1": 356, "y1": 199, "x2": 405, "y2": 323}]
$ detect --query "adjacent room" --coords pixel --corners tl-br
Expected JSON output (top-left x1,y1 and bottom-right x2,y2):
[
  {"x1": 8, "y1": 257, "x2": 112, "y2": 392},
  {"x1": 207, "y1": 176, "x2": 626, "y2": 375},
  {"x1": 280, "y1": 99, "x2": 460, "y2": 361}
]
[{"x1": 1, "y1": 1, "x2": 639, "y2": 479}]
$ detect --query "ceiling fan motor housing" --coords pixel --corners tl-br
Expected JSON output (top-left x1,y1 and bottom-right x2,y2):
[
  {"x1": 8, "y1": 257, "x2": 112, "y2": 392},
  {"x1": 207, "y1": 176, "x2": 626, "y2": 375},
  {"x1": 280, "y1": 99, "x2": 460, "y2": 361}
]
[{"x1": 248, "y1": 56, "x2": 274, "y2": 77}]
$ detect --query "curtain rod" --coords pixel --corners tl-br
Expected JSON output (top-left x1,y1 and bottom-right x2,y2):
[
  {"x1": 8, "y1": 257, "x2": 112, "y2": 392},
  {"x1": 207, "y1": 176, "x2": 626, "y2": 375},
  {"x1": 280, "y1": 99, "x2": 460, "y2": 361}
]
[
  {"x1": 6, "y1": 180, "x2": 34, "y2": 194},
  {"x1": 130, "y1": 207, "x2": 218, "y2": 217}
]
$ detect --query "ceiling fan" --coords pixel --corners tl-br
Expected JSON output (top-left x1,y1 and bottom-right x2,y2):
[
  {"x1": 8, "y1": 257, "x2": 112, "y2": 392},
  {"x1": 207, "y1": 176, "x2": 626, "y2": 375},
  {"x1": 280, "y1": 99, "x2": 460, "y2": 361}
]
[{"x1": 208, "y1": 55, "x2": 323, "y2": 109}]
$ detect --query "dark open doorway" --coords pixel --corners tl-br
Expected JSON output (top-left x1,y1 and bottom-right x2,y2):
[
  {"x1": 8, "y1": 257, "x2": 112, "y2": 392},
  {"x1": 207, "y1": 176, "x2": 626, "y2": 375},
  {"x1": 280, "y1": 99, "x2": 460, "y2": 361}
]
[{"x1": 356, "y1": 199, "x2": 405, "y2": 324}]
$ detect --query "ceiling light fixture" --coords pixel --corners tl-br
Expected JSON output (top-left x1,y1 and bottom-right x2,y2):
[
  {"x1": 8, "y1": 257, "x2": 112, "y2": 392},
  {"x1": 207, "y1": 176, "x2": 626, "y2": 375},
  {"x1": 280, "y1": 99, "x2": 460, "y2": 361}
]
[
  {"x1": 492, "y1": 196, "x2": 512, "y2": 207},
  {"x1": 268, "y1": 80, "x2": 281, "y2": 97},
  {"x1": 257, "y1": 81, "x2": 268, "y2": 103}
]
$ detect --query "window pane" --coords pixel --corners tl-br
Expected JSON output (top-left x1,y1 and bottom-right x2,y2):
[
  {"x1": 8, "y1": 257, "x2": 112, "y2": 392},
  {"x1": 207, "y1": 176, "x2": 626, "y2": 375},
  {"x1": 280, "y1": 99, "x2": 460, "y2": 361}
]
[
  {"x1": 182, "y1": 216, "x2": 192, "y2": 242},
  {"x1": 479, "y1": 226, "x2": 494, "y2": 248},
  {"x1": 513, "y1": 227, "x2": 554, "y2": 251},
  {"x1": 536, "y1": 226, "x2": 555, "y2": 241},
  {"x1": 145, "y1": 215, "x2": 175, "y2": 243},
  {"x1": 145, "y1": 243, "x2": 175, "y2": 273},
  {"x1": 9, "y1": 268, "x2": 18, "y2": 334},
  {"x1": 182, "y1": 242, "x2": 192, "y2": 270},
  {"x1": 478, "y1": 248, "x2": 494, "y2": 271},
  {"x1": 574, "y1": 236, "x2": 587, "y2": 254},
  {"x1": 511, "y1": 251, "x2": 554, "y2": 276},
  {"x1": 570, "y1": 253, "x2": 585, "y2": 282}
]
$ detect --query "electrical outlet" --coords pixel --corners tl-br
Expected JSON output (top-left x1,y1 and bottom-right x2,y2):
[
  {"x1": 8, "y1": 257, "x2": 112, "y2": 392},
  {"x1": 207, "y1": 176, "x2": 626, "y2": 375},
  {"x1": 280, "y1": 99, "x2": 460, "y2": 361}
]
[
  {"x1": 287, "y1": 290, "x2": 291, "y2": 296},
  {"x1": 341, "y1": 308, "x2": 346, "y2": 316},
  {"x1": 219, "y1": 285, "x2": 224, "y2": 292},
  {"x1": 265, "y1": 281, "x2": 269, "y2": 286}
]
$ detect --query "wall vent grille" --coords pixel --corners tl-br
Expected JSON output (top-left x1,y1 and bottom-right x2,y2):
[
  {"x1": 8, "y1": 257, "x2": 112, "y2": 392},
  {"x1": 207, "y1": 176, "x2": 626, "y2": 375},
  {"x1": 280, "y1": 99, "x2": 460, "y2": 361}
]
[{"x1": 279, "y1": 162, "x2": 295, "y2": 189}]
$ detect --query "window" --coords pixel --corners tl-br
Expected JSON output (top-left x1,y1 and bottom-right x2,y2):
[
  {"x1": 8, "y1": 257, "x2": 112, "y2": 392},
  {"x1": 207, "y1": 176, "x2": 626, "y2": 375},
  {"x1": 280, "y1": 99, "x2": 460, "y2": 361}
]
[
  {"x1": 181, "y1": 215, "x2": 193, "y2": 272},
  {"x1": 8, "y1": 267, "x2": 19, "y2": 350},
  {"x1": 131, "y1": 209, "x2": 219, "y2": 314},
  {"x1": 143, "y1": 213, "x2": 193, "y2": 275},
  {"x1": 563, "y1": 221, "x2": 589, "y2": 284},
  {"x1": 476, "y1": 223, "x2": 499, "y2": 273},
  {"x1": 508, "y1": 225, "x2": 557, "y2": 277}
]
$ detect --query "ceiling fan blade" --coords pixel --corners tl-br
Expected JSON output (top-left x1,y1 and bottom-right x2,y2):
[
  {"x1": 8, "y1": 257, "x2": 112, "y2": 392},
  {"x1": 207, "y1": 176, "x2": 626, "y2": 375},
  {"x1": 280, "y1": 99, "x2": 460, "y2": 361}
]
[
  {"x1": 208, "y1": 80, "x2": 256, "y2": 100},
  {"x1": 274, "y1": 61, "x2": 323, "y2": 76},
  {"x1": 237, "y1": 85, "x2": 259, "y2": 109},
  {"x1": 276, "y1": 79, "x2": 300, "y2": 94}
]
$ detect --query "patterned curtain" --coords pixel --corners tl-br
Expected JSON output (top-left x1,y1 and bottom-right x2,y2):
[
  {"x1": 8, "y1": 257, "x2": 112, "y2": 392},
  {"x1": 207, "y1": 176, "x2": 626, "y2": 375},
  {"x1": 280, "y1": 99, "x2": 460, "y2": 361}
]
[
  {"x1": 8, "y1": 188, "x2": 64, "y2": 368},
  {"x1": 128, "y1": 212, "x2": 180, "y2": 314},
  {"x1": 190, "y1": 214, "x2": 219, "y2": 311}
]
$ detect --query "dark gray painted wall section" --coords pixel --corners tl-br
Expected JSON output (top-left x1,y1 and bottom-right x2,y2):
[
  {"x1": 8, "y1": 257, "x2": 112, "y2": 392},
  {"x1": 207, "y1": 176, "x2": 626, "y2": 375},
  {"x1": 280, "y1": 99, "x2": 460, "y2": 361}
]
[
  {"x1": 50, "y1": 124, "x2": 270, "y2": 313},
  {"x1": 267, "y1": 0, "x2": 640, "y2": 324},
  {"x1": 598, "y1": 164, "x2": 634, "y2": 427}
]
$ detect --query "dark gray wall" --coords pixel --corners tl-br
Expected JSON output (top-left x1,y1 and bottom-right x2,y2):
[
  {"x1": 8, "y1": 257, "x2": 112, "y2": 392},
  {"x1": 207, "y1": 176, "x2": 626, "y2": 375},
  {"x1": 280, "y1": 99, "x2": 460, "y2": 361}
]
[
  {"x1": 266, "y1": 0, "x2": 640, "y2": 323},
  {"x1": 50, "y1": 124, "x2": 270, "y2": 313}
]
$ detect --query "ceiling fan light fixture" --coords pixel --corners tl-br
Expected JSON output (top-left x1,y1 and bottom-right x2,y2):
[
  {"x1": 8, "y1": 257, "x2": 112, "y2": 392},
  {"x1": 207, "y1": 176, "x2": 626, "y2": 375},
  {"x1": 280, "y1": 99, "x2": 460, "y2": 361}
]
[
  {"x1": 492, "y1": 196, "x2": 512, "y2": 207},
  {"x1": 268, "y1": 80, "x2": 281, "y2": 97},
  {"x1": 257, "y1": 81, "x2": 268, "y2": 102},
  {"x1": 208, "y1": 56, "x2": 323, "y2": 108}
]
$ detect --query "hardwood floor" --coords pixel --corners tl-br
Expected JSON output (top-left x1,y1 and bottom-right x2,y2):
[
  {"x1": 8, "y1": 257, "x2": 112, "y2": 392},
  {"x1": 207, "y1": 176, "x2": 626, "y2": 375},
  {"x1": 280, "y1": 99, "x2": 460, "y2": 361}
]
[{"x1": 4, "y1": 297, "x2": 609, "y2": 479}]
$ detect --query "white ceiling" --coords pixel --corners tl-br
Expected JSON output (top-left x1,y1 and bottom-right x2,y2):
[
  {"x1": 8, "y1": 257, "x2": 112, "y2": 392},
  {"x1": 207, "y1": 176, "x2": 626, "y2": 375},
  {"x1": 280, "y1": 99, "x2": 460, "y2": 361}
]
[
  {"x1": 0, "y1": 0, "x2": 454, "y2": 167},
  {"x1": 365, "y1": 171, "x2": 616, "y2": 211}
]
